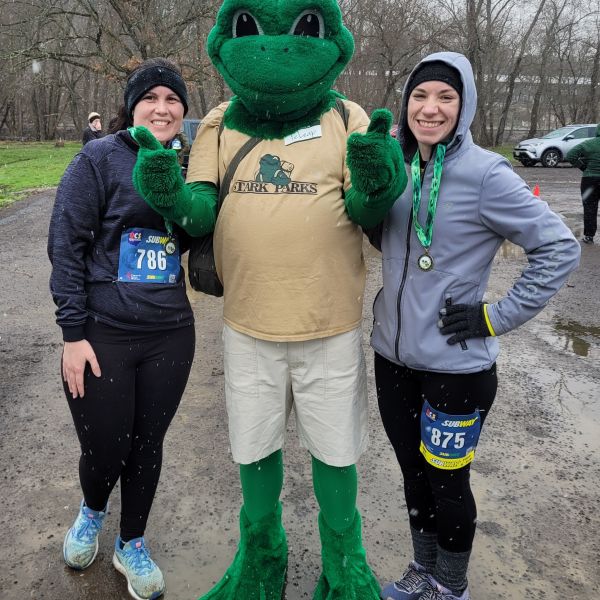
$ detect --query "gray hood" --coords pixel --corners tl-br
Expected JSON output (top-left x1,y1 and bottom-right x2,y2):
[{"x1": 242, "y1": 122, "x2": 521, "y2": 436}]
[{"x1": 398, "y1": 51, "x2": 477, "y2": 160}]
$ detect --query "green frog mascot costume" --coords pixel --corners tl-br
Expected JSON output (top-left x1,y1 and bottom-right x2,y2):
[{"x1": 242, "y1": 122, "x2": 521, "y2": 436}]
[{"x1": 131, "y1": 0, "x2": 407, "y2": 597}]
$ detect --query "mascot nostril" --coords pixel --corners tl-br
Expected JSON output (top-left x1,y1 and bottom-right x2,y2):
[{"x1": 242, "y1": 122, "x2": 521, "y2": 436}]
[{"x1": 131, "y1": 0, "x2": 408, "y2": 598}]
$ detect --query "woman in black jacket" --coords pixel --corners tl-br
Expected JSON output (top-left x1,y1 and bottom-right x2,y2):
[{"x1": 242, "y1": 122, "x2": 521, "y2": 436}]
[{"x1": 48, "y1": 58, "x2": 205, "y2": 600}]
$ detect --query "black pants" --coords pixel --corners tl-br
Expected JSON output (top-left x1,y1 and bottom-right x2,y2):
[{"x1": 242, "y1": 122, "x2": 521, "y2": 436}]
[
  {"x1": 63, "y1": 320, "x2": 195, "y2": 540},
  {"x1": 581, "y1": 176, "x2": 600, "y2": 238},
  {"x1": 374, "y1": 352, "x2": 497, "y2": 553}
]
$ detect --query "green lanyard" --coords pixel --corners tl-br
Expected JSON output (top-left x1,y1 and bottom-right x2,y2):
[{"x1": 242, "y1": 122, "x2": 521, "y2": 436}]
[{"x1": 410, "y1": 144, "x2": 446, "y2": 250}]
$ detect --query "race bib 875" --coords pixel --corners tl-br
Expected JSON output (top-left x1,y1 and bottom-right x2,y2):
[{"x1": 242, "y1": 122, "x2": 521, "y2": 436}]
[
  {"x1": 420, "y1": 401, "x2": 481, "y2": 470},
  {"x1": 118, "y1": 228, "x2": 180, "y2": 284}
]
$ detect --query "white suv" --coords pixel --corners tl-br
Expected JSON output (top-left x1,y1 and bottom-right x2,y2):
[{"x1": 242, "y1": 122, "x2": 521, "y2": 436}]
[{"x1": 513, "y1": 124, "x2": 597, "y2": 167}]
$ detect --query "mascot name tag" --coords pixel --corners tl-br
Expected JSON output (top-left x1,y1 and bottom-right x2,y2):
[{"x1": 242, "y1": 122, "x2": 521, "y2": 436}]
[{"x1": 284, "y1": 125, "x2": 322, "y2": 146}]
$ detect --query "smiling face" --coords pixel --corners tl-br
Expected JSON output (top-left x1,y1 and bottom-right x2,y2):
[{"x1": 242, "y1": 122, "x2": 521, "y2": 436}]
[
  {"x1": 407, "y1": 81, "x2": 461, "y2": 160},
  {"x1": 207, "y1": 0, "x2": 354, "y2": 118},
  {"x1": 132, "y1": 85, "x2": 184, "y2": 144}
]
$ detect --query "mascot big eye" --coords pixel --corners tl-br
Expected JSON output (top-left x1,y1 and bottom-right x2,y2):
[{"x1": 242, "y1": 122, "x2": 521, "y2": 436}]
[{"x1": 131, "y1": 0, "x2": 407, "y2": 597}]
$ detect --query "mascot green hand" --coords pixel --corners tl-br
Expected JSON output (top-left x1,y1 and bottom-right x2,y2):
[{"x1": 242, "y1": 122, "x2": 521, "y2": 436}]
[
  {"x1": 130, "y1": 126, "x2": 192, "y2": 220},
  {"x1": 347, "y1": 108, "x2": 406, "y2": 199}
]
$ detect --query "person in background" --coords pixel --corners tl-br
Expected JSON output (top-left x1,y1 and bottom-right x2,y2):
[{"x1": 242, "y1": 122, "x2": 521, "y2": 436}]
[
  {"x1": 372, "y1": 52, "x2": 581, "y2": 600},
  {"x1": 82, "y1": 111, "x2": 104, "y2": 145},
  {"x1": 567, "y1": 123, "x2": 600, "y2": 244},
  {"x1": 48, "y1": 58, "x2": 202, "y2": 600}
]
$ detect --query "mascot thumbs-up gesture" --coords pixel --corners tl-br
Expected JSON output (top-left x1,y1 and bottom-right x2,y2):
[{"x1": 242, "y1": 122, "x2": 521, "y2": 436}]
[{"x1": 132, "y1": 1, "x2": 407, "y2": 598}]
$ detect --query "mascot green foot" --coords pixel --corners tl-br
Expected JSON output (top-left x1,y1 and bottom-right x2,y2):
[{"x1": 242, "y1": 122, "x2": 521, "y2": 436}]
[
  {"x1": 313, "y1": 510, "x2": 380, "y2": 600},
  {"x1": 199, "y1": 502, "x2": 287, "y2": 600}
]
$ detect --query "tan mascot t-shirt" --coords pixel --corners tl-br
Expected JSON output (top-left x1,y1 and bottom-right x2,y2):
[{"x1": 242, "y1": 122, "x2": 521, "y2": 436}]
[{"x1": 187, "y1": 100, "x2": 370, "y2": 342}]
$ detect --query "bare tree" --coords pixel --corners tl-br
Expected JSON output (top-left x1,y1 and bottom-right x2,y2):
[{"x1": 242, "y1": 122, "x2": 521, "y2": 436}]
[
  {"x1": 438, "y1": 0, "x2": 519, "y2": 145},
  {"x1": 527, "y1": 0, "x2": 570, "y2": 138},
  {"x1": 1, "y1": 0, "x2": 599, "y2": 142},
  {"x1": 583, "y1": 18, "x2": 600, "y2": 123},
  {"x1": 495, "y1": 0, "x2": 548, "y2": 145},
  {"x1": 1, "y1": 0, "x2": 220, "y2": 139}
]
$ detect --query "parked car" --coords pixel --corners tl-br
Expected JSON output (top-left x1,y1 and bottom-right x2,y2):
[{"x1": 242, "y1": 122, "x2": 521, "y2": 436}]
[{"x1": 513, "y1": 124, "x2": 597, "y2": 167}]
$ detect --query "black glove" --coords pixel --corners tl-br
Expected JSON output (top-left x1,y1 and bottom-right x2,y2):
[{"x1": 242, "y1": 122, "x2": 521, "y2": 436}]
[{"x1": 438, "y1": 302, "x2": 494, "y2": 345}]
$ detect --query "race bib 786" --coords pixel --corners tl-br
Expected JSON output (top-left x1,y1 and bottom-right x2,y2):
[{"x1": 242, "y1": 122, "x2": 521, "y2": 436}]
[{"x1": 118, "y1": 227, "x2": 180, "y2": 284}]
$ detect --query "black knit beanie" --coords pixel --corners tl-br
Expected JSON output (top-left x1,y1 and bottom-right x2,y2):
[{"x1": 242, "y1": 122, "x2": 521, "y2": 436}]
[
  {"x1": 124, "y1": 63, "x2": 189, "y2": 120},
  {"x1": 407, "y1": 61, "x2": 463, "y2": 98}
]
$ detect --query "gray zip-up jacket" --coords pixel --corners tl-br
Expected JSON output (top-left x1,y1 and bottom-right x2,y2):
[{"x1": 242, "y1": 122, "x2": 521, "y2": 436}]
[{"x1": 371, "y1": 52, "x2": 581, "y2": 374}]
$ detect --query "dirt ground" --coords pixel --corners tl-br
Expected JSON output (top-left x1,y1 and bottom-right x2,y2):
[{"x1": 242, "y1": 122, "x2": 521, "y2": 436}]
[{"x1": 1, "y1": 165, "x2": 599, "y2": 600}]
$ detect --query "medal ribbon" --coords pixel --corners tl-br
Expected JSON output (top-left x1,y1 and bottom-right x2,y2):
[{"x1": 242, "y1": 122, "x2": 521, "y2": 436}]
[{"x1": 411, "y1": 143, "x2": 446, "y2": 249}]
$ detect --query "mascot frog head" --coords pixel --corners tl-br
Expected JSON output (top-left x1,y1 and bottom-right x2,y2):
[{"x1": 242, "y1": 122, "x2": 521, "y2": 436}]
[{"x1": 207, "y1": 0, "x2": 354, "y2": 138}]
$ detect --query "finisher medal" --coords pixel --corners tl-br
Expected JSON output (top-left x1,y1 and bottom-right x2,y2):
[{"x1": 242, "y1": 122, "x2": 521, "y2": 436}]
[
  {"x1": 411, "y1": 144, "x2": 446, "y2": 271},
  {"x1": 418, "y1": 253, "x2": 433, "y2": 271}
]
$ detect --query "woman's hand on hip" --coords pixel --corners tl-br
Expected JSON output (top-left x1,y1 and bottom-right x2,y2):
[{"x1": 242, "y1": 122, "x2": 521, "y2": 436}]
[{"x1": 62, "y1": 340, "x2": 102, "y2": 399}]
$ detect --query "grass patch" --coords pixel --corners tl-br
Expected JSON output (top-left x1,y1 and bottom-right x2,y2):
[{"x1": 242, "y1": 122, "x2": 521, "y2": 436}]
[
  {"x1": 486, "y1": 144, "x2": 517, "y2": 164},
  {"x1": 0, "y1": 141, "x2": 80, "y2": 207},
  {"x1": 0, "y1": 139, "x2": 518, "y2": 209}
]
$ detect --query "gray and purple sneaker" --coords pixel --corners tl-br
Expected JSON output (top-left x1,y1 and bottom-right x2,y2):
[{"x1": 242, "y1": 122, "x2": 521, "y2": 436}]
[
  {"x1": 381, "y1": 561, "x2": 430, "y2": 600},
  {"x1": 418, "y1": 577, "x2": 470, "y2": 600}
]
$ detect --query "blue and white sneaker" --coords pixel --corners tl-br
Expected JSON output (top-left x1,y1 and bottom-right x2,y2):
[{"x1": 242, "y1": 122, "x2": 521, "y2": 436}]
[
  {"x1": 381, "y1": 561, "x2": 430, "y2": 599},
  {"x1": 63, "y1": 499, "x2": 108, "y2": 569},
  {"x1": 419, "y1": 577, "x2": 470, "y2": 600},
  {"x1": 112, "y1": 536, "x2": 165, "y2": 600}
]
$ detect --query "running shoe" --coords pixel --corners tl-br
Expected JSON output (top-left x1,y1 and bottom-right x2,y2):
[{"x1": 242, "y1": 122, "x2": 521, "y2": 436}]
[
  {"x1": 381, "y1": 561, "x2": 430, "y2": 599},
  {"x1": 63, "y1": 499, "x2": 108, "y2": 569},
  {"x1": 582, "y1": 236, "x2": 594, "y2": 244},
  {"x1": 112, "y1": 536, "x2": 165, "y2": 600},
  {"x1": 419, "y1": 577, "x2": 470, "y2": 600}
]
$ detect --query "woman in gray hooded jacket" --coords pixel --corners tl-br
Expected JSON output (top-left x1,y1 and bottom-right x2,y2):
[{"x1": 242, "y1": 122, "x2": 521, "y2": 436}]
[{"x1": 374, "y1": 53, "x2": 581, "y2": 600}]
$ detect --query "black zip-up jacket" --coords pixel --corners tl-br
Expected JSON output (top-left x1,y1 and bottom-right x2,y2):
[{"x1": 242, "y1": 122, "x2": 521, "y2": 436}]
[
  {"x1": 82, "y1": 127, "x2": 104, "y2": 145},
  {"x1": 48, "y1": 131, "x2": 194, "y2": 341}
]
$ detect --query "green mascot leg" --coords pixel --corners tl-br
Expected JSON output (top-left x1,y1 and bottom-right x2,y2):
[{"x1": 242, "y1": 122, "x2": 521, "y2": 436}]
[
  {"x1": 199, "y1": 450, "x2": 287, "y2": 600},
  {"x1": 311, "y1": 457, "x2": 380, "y2": 599}
]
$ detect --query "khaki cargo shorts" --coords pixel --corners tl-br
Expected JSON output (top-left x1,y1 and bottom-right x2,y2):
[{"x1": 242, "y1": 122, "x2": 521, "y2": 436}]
[{"x1": 222, "y1": 324, "x2": 369, "y2": 466}]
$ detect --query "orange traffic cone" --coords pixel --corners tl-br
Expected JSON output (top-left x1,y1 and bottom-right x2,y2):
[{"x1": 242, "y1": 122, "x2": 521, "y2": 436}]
[{"x1": 532, "y1": 184, "x2": 540, "y2": 197}]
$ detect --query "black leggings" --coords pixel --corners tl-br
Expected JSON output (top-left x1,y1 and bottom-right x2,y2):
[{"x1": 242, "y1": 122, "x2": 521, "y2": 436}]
[
  {"x1": 374, "y1": 352, "x2": 497, "y2": 553},
  {"x1": 581, "y1": 176, "x2": 600, "y2": 238},
  {"x1": 63, "y1": 320, "x2": 195, "y2": 540}
]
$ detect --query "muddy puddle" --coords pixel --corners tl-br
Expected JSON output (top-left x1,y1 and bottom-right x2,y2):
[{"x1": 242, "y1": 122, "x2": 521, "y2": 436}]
[{"x1": 550, "y1": 318, "x2": 600, "y2": 359}]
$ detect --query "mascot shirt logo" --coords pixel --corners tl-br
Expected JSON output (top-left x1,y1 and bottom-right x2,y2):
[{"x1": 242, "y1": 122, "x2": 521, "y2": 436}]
[{"x1": 232, "y1": 154, "x2": 318, "y2": 195}]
